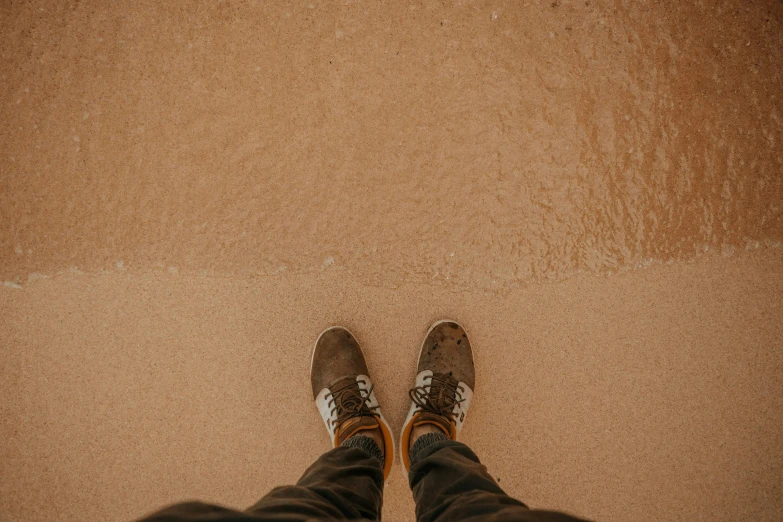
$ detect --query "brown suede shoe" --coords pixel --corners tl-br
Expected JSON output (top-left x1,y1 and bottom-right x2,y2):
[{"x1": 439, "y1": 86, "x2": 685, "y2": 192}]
[
  {"x1": 399, "y1": 320, "x2": 475, "y2": 476},
  {"x1": 311, "y1": 326, "x2": 395, "y2": 480}
]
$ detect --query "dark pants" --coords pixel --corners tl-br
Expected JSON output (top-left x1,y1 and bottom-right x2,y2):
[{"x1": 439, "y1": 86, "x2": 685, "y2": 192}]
[{"x1": 140, "y1": 439, "x2": 587, "y2": 522}]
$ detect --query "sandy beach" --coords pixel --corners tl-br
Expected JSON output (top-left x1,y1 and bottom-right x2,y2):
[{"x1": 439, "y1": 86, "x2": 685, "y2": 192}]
[{"x1": 2, "y1": 1, "x2": 782, "y2": 520}]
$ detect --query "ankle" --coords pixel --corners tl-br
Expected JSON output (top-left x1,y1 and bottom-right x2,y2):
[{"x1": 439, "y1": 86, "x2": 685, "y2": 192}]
[
  {"x1": 349, "y1": 427, "x2": 384, "y2": 457},
  {"x1": 409, "y1": 423, "x2": 448, "y2": 451}
]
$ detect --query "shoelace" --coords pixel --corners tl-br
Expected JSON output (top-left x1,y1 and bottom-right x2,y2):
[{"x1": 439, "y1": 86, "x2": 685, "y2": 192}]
[
  {"x1": 408, "y1": 372, "x2": 465, "y2": 421},
  {"x1": 328, "y1": 379, "x2": 380, "y2": 426}
]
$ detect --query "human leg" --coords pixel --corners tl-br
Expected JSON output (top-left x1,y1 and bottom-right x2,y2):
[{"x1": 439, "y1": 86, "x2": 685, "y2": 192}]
[
  {"x1": 139, "y1": 437, "x2": 383, "y2": 521},
  {"x1": 245, "y1": 435, "x2": 384, "y2": 520},
  {"x1": 408, "y1": 435, "x2": 586, "y2": 522},
  {"x1": 247, "y1": 326, "x2": 395, "y2": 519},
  {"x1": 139, "y1": 326, "x2": 393, "y2": 522},
  {"x1": 399, "y1": 321, "x2": 588, "y2": 522}
]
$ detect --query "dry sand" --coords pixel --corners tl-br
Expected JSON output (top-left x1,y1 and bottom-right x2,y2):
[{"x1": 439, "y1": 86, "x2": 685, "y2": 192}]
[
  {"x1": 1, "y1": 1, "x2": 782, "y2": 521},
  {"x1": 2, "y1": 254, "x2": 783, "y2": 521}
]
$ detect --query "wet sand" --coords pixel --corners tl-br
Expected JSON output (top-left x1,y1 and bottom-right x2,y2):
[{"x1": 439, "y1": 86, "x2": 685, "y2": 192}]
[
  {"x1": 2, "y1": 0, "x2": 782, "y2": 287},
  {"x1": 1, "y1": 1, "x2": 782, "y2": 521}
]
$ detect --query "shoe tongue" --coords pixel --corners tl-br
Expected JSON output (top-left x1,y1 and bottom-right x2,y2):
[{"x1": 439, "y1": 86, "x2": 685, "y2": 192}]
[
  {"x1": 415, "y1": 372, "x2": 459, "y2": 437},
  {"x1": 328, "y1": 376, "x2": 380, "y2": 444},
  {"x1": 337, "y1": 415, "x2": 380, "y2": 445},
  {"x1": 413, "y1": 411, "x2": 454, "y2": 439}
]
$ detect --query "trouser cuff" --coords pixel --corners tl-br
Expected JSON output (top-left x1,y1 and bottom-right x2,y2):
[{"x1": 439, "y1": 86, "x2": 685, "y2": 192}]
[
  {"x1": 409, "y1": 431, "x2": 449, "y2": 466},
  {"x1": 341, "y1": 434, "x2": 384, "y2": 469}
]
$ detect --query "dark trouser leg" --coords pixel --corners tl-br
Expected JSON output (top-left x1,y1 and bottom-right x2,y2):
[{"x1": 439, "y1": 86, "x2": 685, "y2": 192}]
[
  {"x1": 408, "y1": 433, "x2": 588, "y2": 522},
  {"x1": 247, "y1": 436, "x2": 384, "y2": 520},
  {"x1": 139, "y1": 436, "x2": 384, "y2": 521}
]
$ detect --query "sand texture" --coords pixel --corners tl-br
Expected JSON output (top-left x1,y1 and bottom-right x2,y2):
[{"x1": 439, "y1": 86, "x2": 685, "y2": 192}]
[{"x1": 1, "y1": 1, "x2": 782, "y2": 521}]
